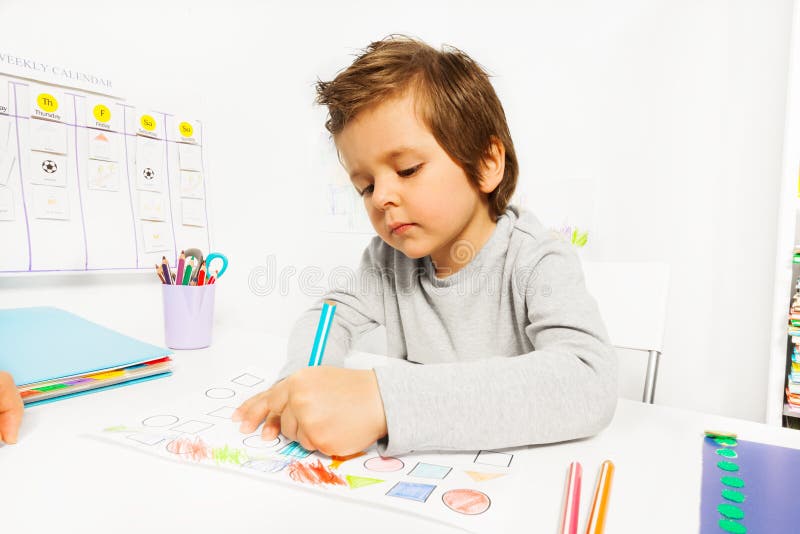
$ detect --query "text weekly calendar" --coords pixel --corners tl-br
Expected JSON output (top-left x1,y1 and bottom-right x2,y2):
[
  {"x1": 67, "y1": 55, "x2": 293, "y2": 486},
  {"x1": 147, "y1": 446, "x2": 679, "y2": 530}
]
[{"x1": 0, "y1": 73, "x2": 210, "y2": 273}]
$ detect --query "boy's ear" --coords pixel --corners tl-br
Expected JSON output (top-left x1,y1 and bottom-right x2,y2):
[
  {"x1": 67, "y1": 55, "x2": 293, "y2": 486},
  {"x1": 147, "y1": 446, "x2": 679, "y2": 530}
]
[{"x1": 478, "y1": 137, "x2": 505, "y2": 194}]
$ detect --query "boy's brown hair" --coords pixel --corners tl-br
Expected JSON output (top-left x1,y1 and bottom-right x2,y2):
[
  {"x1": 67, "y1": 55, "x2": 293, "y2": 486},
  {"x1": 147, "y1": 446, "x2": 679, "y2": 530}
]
[{"x1": 315, "y1": 35, "x2": 518, "y2": 220}]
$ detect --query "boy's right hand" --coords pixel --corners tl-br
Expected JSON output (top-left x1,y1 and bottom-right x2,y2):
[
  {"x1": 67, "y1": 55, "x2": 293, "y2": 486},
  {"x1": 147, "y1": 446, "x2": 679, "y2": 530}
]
[{"x1": 0, "y1": 371, "x2": 23, "y2": 444}]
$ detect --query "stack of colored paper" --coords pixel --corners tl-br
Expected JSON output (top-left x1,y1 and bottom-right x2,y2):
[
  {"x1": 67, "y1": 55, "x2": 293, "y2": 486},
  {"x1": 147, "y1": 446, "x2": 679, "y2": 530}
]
[
  {"x1": 788, "y1": 278, "x2": 800, "y2": 411},
  {"x1": 0, "y1": 307, "x2": 173, "y2": 407}
]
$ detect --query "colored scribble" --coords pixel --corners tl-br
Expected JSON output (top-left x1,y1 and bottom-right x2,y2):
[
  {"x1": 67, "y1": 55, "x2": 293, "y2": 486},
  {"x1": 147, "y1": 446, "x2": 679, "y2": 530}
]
[
  {"x1": 103, "y1": 425, "x2": 130, "y2": 432},
  {"x1": 211, "y1": 444, "x2": 248, "y2": 466},
  {"x1": 329, "y1": 451, "x2": 366, "y2": 470},
  {"x1": 167, "y1": 437, "x2": 211, "y2": 462},
  {"x1": 288, "y1": 459, "x2": 346, "y2": 487}
]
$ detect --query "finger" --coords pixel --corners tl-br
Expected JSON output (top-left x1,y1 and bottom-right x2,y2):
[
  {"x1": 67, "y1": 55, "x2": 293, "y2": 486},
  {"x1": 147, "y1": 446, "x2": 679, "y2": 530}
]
[
  {"x1": 0, "y1": 410, "x2": 22, "y2": 444},
  {"x1": 0, "y1": 373, "x2": 22, "y2": 444},
  {"x1": 296, "y1": 427, "x2": 316, "y2": 453},
  {"x1": 232, "y1": 390, "x2": 268, "y2": 422},
  {"x1": 261, "y1": 413, "x2": 281, "y2": 441},
  {"x1": 236, "y1": 392, "x2": 272, "y2": 434},
  {"x1": 280, "y1": 406, "x2": 298, "y2": 443}
]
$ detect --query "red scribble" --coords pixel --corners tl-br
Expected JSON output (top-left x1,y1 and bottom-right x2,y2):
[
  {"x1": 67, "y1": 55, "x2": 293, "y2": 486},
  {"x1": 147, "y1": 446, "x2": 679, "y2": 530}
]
[
  {"x1": 288, "y1": 459, "x2": 347, "y2": 487},
  {"x1": 167, "y1": 437, "x2": 211, "y2": 461}
]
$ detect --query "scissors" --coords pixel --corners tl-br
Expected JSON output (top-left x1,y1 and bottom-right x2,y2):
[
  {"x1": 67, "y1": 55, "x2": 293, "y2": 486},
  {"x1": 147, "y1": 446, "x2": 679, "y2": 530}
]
[{"x1": 184, "y1": 248, "x2": 228, "y2": 282}]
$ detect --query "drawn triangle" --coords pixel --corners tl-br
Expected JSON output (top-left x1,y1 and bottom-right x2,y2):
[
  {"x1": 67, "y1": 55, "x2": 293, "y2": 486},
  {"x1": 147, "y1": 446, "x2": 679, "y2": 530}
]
[
  {"x1": 346, "y1": 475, "x2": 384, "y2": 489},
  {"x1": 93, "y1": 133, "x2": 109, "y2": 142},
  {"x1": 465, "y1": 470, "x2": 506, "y2": 482}
]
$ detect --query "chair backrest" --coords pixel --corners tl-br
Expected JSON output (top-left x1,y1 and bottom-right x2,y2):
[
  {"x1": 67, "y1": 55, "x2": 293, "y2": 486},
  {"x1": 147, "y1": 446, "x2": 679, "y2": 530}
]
[{"x1": 582, "y1": 261, "x2": 670, "y2": 353}]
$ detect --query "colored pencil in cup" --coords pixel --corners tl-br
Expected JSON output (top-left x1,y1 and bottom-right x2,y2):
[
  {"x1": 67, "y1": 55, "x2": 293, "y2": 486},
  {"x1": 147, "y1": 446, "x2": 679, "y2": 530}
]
[
  {"x1": 176, "y1": 250, "x2": 185, "y2": 285},
  {"x1": 559, "y1": 461, "x2": 582, "y2": 534},
  {"x1": 155, "y1": 263, "x2": 166, "y2": 284},
  {"x1": 161, "y1": 256, "x2": 172, "y2": 285},
  {"x1": 308, "y1": 300, "x2": 337, "y2": 367},
  {"x1": 585, "y1": 460, "x2": 615, "y2": 534},
  {"x1": 182, "y1": 259, "x2": 194, "y2": 285},
  {"x1": 197, "y1": 263, "x2": 206, "y2": 286},
  {"x1": 208, "y1": 269, "x2": 218, "y2": 285}
]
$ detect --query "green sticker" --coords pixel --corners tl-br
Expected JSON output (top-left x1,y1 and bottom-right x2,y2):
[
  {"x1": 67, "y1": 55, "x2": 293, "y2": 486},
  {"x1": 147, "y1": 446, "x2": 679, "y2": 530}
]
[
  {"x1": 717, "y1": 461, "x2": 739, "y2": 472},
  {"x1": 715, "y1": 437, "x2": 738, "y2": 447},
  {"x1": 721, "y1": 476, "x2": 745, "y2": 488},
  {"x1": 718, "y1": 503, "x2": 744, "y2": 520},
  {"x1": 716, "y1": 448, "x2": 738, "y2": 458},
  {"x1": 718, "y1": 519, "x2": 746, "y2": 534},
  {"x1": 721, "y1": 489, "x2": 745, "y2": 503}
]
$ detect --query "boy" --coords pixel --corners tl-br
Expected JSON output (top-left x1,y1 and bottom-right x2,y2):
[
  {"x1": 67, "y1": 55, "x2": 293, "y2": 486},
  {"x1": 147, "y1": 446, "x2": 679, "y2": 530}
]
[
  {"x1": 0, "y1": 371, "x2": 23, "y2": 444},
  {"x1": 234, "y1": 36, "x2": 617, "y2": 456}
]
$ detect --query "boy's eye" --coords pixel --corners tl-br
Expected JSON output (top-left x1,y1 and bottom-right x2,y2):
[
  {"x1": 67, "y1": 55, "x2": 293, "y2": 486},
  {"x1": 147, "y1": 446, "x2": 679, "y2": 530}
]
[
  {"x1": 397, "y1": 164, "x2": 422, "y2": 178},
  {"x1": 358, "y1": 184, "x2": 374, "y2": 197}
]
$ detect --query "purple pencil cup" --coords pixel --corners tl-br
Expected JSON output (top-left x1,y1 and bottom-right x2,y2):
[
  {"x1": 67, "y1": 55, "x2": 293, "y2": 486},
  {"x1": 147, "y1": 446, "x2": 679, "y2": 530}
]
[{"x1": 161, "y1": 284, "x2": 216, "y2": 349}]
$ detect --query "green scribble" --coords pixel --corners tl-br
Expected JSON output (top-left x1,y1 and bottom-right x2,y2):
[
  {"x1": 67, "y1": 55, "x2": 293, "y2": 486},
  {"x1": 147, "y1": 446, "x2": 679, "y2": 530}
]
[
  {"x1": 103, "y1": 425, "x2": 131, "y2": 432},
  {"x1": 211, "y1": 445, "x2": 248, "y2": 466}
]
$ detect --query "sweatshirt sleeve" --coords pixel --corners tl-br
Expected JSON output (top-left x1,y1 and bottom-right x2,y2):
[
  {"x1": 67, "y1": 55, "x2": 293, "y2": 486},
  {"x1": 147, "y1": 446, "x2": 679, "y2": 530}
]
[
  {"x1": 372, "y1": 240, "x2": 618, "y2": 456},
  {"x1": 277, "y1": 238, "x2": 387, "y2": 380}
]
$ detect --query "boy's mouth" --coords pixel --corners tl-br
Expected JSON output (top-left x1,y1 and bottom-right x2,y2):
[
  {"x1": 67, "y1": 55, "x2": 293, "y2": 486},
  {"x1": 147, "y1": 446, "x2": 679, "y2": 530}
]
[{"x1": 389, "y1": 222, "x2": 416, "y2": 235}]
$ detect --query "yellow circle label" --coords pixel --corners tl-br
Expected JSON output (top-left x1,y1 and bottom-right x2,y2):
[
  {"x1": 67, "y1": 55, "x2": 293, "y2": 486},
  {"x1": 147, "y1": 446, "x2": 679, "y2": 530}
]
[
  {"x1": 93, "y1": 104, "x2": 111, "y2": 123},
  {"x1": 37, "y1": 93, "x2": 58, "y2": 113},
  {"x1": 140, "y1": 114, "x2": 156, "y2": 131},
  {"x1": 179, "y1": 121, "x2": 193, "y2": 137}
]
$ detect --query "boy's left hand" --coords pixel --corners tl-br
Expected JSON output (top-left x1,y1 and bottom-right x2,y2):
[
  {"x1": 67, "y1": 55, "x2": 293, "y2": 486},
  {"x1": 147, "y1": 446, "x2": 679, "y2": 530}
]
[{"x1": 232, "y1": 367, "x2": 387, "y2": 456}]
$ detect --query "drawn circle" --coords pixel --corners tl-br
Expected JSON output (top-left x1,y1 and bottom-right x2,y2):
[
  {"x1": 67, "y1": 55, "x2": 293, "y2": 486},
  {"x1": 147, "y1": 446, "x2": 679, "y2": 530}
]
[
  {"x1": 363, "y1": 456, "x2": 404, "y2": 472},
  {"x1": 243, "y1": 435, "x2": 280, "y2": 449},
  {"x1": 42, "y1": 160, "x2": 57, "y2": 174},
  {"x1": 442, "y1": 489, "x2": 491, "y2": 515},
  {"x1": 93, "y1": 104, "x2": 111, "y2": 122},
  {"x1": 37, "y1": 93, "x2": 58, "y2": 113},
  {"x1": 179, "y1": 121, "x2": 193, "y2": 137},
  {"x1": 142, "y1": 414, "x2": 179, "y2": 427},
  {"x1": 140, "y1": 114, "x2": 156, "y2": 131},
  {"x1": 205, "y1": 388, "x2": 236, "y2": 399}
]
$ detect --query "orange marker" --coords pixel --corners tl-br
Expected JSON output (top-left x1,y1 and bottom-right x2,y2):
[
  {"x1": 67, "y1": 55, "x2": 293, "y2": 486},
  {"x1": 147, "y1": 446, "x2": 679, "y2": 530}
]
[{"x1": 585, "y1": 460, "x2": 614, "y2": 534}]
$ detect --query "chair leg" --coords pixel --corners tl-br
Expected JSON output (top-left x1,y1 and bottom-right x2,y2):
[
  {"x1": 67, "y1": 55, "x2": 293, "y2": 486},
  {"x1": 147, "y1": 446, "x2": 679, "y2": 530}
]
[{"x1": 642, "y1": 350, "x2": 661, "y2": 404}]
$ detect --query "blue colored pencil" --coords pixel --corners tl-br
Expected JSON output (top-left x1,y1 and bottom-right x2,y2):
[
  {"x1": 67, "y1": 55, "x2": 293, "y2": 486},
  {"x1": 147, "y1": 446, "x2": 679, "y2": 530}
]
[{"x1": 308, "y1": 300, "x2": 336, "y2": 367}]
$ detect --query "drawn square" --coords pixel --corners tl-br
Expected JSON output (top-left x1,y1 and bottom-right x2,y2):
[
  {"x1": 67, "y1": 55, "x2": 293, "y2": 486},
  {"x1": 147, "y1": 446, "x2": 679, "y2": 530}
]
[
  {"x1": 170, "y1": 420, "x2": 214, "y2": 434},
  {"x1": 474, "y1": 450, "x2": 513, "y2": 468},
  {"x1": 231, "y1": 373, "x2": 264, "y2": 387},
  {"x1": 386, "y1": 481, "x2": 437, "y2": 503},
  {"x1": 279, "y1": 441, "x2": 312, "y2": 459},
  {"x1": 126, "y1": 433, "x2": 164, "y2": 446},
  {"x1": 408, "y1": 462, "x2": 452, "y2": 480},
  {"x1": 207, "y1": 406, "x2": 237, "y2": 419},
  {"x1": 29, "y1": 119, "x2": 67, "y2": 154}
]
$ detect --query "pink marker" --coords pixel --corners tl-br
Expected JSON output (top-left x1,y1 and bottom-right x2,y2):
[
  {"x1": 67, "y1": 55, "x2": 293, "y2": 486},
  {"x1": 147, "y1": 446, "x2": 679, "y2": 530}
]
[{"x1": 559, "y1": 461, "x2": 582, "y2": 534}]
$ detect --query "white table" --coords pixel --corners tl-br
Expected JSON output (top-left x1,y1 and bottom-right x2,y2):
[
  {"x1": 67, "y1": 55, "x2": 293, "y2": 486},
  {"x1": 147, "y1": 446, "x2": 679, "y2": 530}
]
[{"x1": 3, "y1": 325, "x2": 800, "y2": 533}]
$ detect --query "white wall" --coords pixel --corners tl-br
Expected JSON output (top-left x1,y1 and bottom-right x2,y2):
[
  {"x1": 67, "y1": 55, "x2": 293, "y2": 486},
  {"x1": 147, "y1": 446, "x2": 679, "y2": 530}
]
[{"x1": 0, "y1": 0, "x2": 793, "y2": 423}]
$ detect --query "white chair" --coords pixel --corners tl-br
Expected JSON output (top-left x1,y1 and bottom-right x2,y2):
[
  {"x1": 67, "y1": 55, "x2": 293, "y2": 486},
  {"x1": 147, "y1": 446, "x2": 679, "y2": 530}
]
[{"x1": 582, "y1": 261, "x2": 671, "y2": 404}]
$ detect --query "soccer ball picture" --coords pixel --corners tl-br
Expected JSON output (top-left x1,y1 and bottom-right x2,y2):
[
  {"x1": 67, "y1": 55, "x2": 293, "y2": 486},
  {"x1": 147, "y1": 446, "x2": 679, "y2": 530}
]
[
  {"x1": 143, "y1": 167, "x2": 155, "y2": 180},
  {"x1": 42, "y1": 160, "x2": 58, "y2": 174}
]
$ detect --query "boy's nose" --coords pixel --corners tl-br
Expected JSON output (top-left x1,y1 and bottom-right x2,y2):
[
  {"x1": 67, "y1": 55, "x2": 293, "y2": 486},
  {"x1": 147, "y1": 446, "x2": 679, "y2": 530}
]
[{"x1": 371, "y1": 180, "x2": 400, "y2": 210}]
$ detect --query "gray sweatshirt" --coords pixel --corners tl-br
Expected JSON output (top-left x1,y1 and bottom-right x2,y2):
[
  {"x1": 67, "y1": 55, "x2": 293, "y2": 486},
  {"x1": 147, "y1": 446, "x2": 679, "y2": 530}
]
[{"x1": 280, "y1": 205, "x2": 618, "y2": 456}]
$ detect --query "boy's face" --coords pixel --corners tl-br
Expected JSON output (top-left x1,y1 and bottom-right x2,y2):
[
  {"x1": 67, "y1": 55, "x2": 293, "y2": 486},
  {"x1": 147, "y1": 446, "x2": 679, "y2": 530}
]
[{"x1": 336, "y1": 92, "x2": 495, "y2": 270}]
